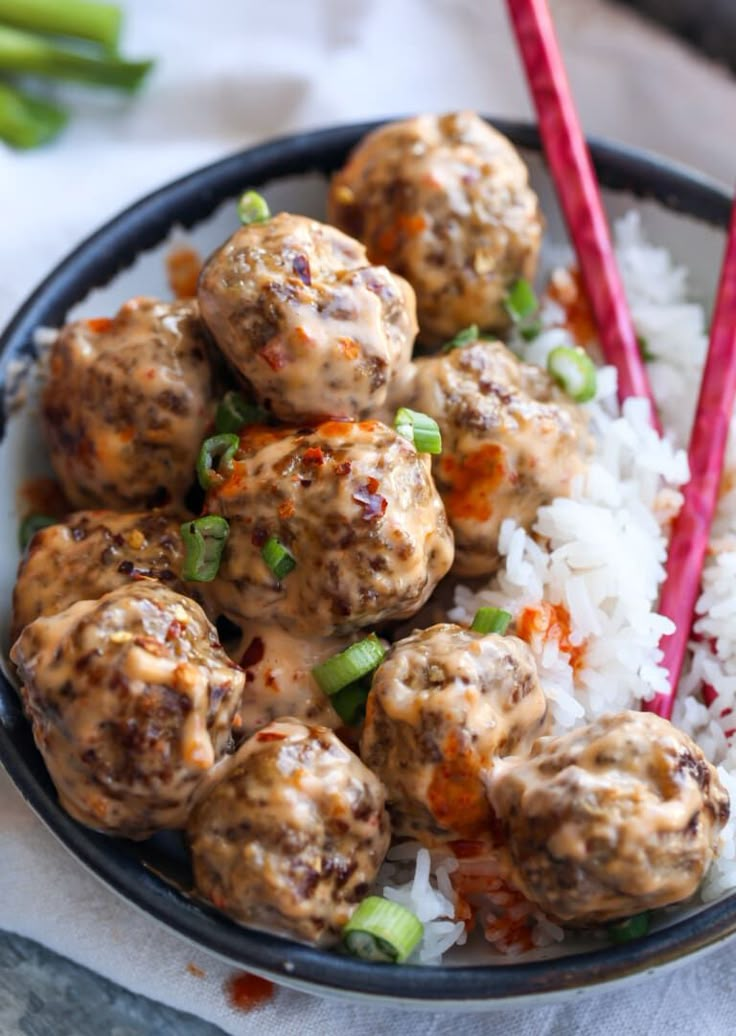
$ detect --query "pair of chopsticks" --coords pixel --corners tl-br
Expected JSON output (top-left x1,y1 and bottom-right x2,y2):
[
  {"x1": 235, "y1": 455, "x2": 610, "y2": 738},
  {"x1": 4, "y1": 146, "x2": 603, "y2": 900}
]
[{"x1": 506, "y1": 0, "x2": 736, "y2": 720}]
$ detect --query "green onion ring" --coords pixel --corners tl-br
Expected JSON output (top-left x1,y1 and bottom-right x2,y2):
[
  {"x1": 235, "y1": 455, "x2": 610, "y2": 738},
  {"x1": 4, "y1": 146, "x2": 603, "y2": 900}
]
[{"x1": 180, "y1": 516, "x2": 229, "y2": 582}]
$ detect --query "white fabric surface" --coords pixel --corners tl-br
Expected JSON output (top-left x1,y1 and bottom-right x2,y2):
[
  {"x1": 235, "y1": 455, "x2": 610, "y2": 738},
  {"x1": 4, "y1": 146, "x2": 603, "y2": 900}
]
[{"x1": 1, "y1": 0, "x2": 736, "y2": 1032}]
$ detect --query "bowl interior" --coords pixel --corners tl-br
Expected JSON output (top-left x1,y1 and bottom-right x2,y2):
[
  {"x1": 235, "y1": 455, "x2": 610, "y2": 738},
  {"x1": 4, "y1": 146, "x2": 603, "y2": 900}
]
[{"x1": 0, "y1": 119, "x2": 734, "y2": 1005}]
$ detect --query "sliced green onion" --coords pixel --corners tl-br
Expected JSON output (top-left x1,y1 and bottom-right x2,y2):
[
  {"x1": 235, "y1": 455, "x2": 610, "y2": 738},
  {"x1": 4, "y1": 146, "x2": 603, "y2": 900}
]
[
  {"x1": 261, "y1": 535, "x2": 296, "y2": 580},
  {"x1": 607, "y1": 911, "x2": 651, "y2": 944},
  {"x1": 237, "y1": 190, "x2": 270, "y2": 225},
  {"x1": 471, "y1": 607, "x2": 512, "y2": 635},
  {"x1": 343, "y1": 896, "x2": 423, "y2": 963},
  {"x1": 637, "y1": 334, "x2": 655, "y2": 362},
  {"x1": 312, "y1": 635, "x2": 385, "y2": 697},
  {"x1": 504, "y1": 278, "x2": 538, "y2": 322},
  {"x1": 442, "y1": 324, "x2": 479, "y2": 353},
  {"x1": 393, "y1": 407, "x2": 442, "y2": 455},
  {"x1": 180, "y1": 516, "x2": 229, "y2": 582},
  {"x1": 330, "y1": 679, "x2": 371, "y2": 726},
  {"x1": 215, "y1": 391, "x2": 270, "y2": 435},
  {"x1": 196, "y1": 433, "x2": 239, "y2": 490},
  {"x1": 519, "y1": 319, "x2": 543, "y2": 342},
  {"x1": 19, "y1": 513, "x2": 56, "y2": 550},
  {"x1": 547, "y1": 345, "x2": 597, "y2": 403}
]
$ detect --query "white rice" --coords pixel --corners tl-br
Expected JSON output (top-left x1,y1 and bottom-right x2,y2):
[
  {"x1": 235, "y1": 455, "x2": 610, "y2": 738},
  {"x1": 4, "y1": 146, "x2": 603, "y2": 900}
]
[{"x1": 382, "y1": 212, "x2": 736, "y2": 962}]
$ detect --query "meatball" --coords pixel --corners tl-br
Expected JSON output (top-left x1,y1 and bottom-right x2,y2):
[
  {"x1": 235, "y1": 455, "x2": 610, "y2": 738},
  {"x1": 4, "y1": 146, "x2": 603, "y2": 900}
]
[
  {"x1": 42, "y1": 297, "x2": 217, "y2": 510},
  {"x1": 235, "y1": 624, "x2": 346, "y2": 737},
  {"x1": 404, "y1": 338, "x2": 590, "y2": 575},
  {"x1": 10, "y1": 582, "x2": 245, "y2": 838},
  {"x1": 360, "y1": 623, "x2": 547, "y2": 842},
  {"x1": 188, "y1": 719, "x2": 391, "y2": 944},
  {"x1": 197, "y1": 213, "x2": 417, "y2": 422},
  {"x1": 328, "y1": 111, "x2": 542, "y2": 345},
  {"x1": 204, "y1": 420, "x2": 454, "y2": 636},
  {"x1": 12, "y1": 510, "x2": 195, "y2": 641},
  {"x1": 488, "y1": 711, "x2": 730, "y2": 924}
]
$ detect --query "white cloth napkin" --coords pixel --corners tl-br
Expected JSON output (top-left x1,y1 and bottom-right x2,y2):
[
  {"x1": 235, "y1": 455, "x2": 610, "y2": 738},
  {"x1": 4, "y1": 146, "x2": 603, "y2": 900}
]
[{"x1": 2, "y1": 1, "x2": 736, "y2": 1032}]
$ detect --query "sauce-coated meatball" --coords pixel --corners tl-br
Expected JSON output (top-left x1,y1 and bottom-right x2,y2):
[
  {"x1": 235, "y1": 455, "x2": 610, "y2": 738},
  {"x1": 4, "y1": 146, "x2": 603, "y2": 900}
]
[
  {"x1": 328, "y1": 111, "x2": 542, "y2": 344},
  {"x1": 488, "y1": 711, "x2": 730, "y2": 924},
  {"x1": 42, "y1": 297, "x2": 217, "y2": 510},
  {"x1": 360, "y1": 623, "x2": 547, "y2": 842},
  {"x1": 10, "y1": 582, "x2": 244, "y2": 838},
  {"x1": 235, "y1": 624, "x2": 345, "y2": 737},
  {"x1": 404, "y1": 339, "x2": 590, "y2": 575},
  {"x1": 12, "y1": 510, "x2": 193, "y2": 641},
  {"x1": 188, "y1": 719, "x2": 391, "y2": 945},
  {"x1": 205, "y1": 420, "x2": 454, "y2": 636},
  {"x1": 198, "y1": 213, "x2": 417, "y2": 422}
]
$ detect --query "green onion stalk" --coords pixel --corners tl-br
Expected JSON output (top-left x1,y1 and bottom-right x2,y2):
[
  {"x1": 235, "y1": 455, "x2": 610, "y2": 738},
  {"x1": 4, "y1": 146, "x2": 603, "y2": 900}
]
[
  {"x1": 0, "y1": 81, "x2": 66, "y2": 148},
  {"x1": 0, "y1": 0, "x2": 122, "y2": 52},
  {"x1": 0, "y1": 24, "x2": 153, "y2": 92}
]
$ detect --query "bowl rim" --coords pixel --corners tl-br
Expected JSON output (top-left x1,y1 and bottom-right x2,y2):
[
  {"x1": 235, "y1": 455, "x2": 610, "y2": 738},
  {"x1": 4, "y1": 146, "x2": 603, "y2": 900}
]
[{"x1": 1, "y1": 117, "x2": 734, "y2": 1005}]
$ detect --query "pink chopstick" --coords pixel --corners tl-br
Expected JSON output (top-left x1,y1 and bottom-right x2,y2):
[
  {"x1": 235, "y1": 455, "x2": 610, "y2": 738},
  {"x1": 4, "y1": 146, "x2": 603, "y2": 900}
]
[
  {"x1": 645, "y1": 197, "x2": 736, "y2": 720},
  {"x1": 505, "y1": 0, "x2": 660, "y2": 430}
]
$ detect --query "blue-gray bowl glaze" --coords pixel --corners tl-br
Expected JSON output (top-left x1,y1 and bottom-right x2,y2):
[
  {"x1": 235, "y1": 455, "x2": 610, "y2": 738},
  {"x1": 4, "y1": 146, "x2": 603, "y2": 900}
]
[{"x1": 0, "y1": 119, "x2": 733, "y2": 1006}]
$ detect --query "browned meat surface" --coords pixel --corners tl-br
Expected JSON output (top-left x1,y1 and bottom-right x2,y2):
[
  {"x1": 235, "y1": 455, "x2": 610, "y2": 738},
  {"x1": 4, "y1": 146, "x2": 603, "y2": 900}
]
[
  {"x1": 42, "y1": 297, "x2": 217, "y2": 510},
  {"x1": 204, "y1": 420, "x2": 454, "y2": 636},
  {"x1": 402, "y1": 338, "x2": 590, "y2": 575},
  {"x1": 11, "y1": 510, "x2": 196, "y2": 641},
  {"x1": 360, "y1": 623, "x2": 547, "y2": 842},
  {"x1": 188, "y1": 719, "x2": 391, "y2": 945},
  {"x1": 198, "y1": 212, "x2": 417, "y2": 422},
  {"x1": 10, "y1": 581, "x2": 244, "y2": 839},
  {"x1": 234, "y1": 624, "x2": 345, "y2": 737},
  {"x1": 488, "y1": 711, "x2": 730, "y2": 924},
  {"x1": 328, "y1": 111, "x2": 542, "y2": 345}
]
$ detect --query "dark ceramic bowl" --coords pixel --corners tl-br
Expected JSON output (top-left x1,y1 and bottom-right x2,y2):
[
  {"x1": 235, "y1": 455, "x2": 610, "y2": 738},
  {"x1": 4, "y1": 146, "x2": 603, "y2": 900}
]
[{"x1": 0, "y1": 119, "x2": 733, "y2": 1007}]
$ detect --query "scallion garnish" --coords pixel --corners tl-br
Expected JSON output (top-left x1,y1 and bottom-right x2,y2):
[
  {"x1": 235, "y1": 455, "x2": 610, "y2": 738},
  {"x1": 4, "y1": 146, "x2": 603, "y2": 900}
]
[
  {"x1": 180, "y1": 516, "x2": 229, "y2": 582},
  {"x1": 330, "y1": 679, "x2": 371, "y2": 726},
  {"x1": 215, "y1": 391, "x2": 270, "y2": 435},
  {"x1": 504, "y1": 278, "x2": 538, "y2": 323},
  {"x1": 342, "y1": 896, "x2": 423, "y2": 963},
  {"x1": 312, "y1": 635, "x2": 385, "y2": 697},
  {"x1": 393, "y1": 407, "x2": 442, "y2": 455},
  {"x1": 196, "y1": 433, "x2": 240, "y2": 490},
  {"x1": 636, "y1": 334, "x2": 655, "y2": 362},
  {"x1": 237, "y1": 190, "x2": 270, "y2": 225},
  {"x1": 607, "y1": 911, "x2": 651, "y2": 944},
  {"x1": 261, "y1": 535, "x2": 296, "y2": 580},
  {"x1": 471, "y1": 607, "x2": 512, "y2": 635},
  {"x1": 547, "y1": 345, "x2": 597, "y2": 403},
  {"x1": 18, "y1": 513, "x2": 56, "y2": 550},
  {"x1": 442, "y1": 324, "x2": 479, "y2": 353}
]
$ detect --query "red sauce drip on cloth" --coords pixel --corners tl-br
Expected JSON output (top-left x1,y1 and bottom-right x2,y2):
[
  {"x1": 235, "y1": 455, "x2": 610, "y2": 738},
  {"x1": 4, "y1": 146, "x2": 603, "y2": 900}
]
[{"x1": 225, "y1": 971, "x2": 275, "y2": 1012}]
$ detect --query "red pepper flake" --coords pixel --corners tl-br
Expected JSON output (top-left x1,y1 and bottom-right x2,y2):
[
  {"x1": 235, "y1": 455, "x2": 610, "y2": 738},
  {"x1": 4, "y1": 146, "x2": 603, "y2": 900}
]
[
  {"x1": 726, "y1": 729, "x2": 736, "y2": 740},
  {"x1": 259, "y1": 337, "x2": 288, "y2": 371},
  {"x1": 240, "y1": 636, "x2": 265, "y2": 668},
  {"x1": 256, "y1": 730, "x2": 286, "y2": 741},
  {"x1": 85, "y1": 317, "x2": 113, "y2": 334},
  {"x1": 338, "y1": 336, "x2": 360, "y2": 359},
  {"x1": 226, "y1": 971, "x2": 275, "y2": 1012},
  {"x1": 278, "y1": 500, "x2": 295, "y2": 519},
  {"x1": 352, "y1": 477, "x2": 387, "y2": 521},
  {"x1": 703, "y1": 683, "x2": 719, "y2": 707},
  {"x1": 166, "y1": 620, "x2": 183, "y2": 642},
  {"x1": 334, "y1": 460, "x2": 352, "y2": 477},
  {"x1": 292, "y1": 254, "x2": 312, "y2": 286},
  {"x1": 166, "y1": 245, "x2": 202, "y2": 299},
  {"x1": 302, "y1": 447, "x2": 325, "y2": 466}
]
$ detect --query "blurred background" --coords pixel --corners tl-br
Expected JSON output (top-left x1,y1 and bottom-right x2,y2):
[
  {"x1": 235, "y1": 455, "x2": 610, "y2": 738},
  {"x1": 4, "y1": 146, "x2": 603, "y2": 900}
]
[{"x1": 0, "y1": 0, "x2": 735, "y2": 1033}]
